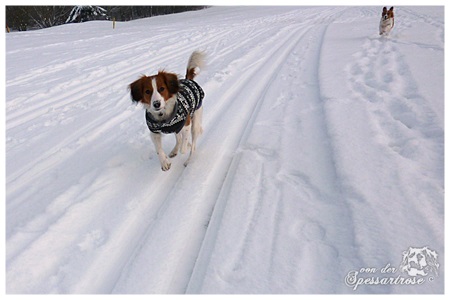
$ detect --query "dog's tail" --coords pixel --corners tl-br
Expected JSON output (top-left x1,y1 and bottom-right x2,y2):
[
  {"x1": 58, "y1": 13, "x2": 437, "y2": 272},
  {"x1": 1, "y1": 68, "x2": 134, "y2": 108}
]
[{"x1": 185, "y1": 51, "x2": 206, "y2": 80}]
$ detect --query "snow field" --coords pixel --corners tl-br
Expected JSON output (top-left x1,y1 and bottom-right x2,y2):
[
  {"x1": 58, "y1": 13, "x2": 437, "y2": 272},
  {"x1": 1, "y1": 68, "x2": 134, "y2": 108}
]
[{"x1": 5, "y1": 6, "x2": 444, "y2": 294}]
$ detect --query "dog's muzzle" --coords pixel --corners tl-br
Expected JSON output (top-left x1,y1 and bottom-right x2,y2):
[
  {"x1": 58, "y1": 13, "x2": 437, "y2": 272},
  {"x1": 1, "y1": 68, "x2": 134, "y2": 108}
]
[{"x1": 153, "y1": 101, "x2": 161, "y2": 109}]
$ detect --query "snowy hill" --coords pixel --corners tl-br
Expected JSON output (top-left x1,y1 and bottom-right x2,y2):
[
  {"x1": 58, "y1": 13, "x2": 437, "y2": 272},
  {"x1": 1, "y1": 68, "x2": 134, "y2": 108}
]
[{"x1": 5, "y1": 6, "x2": 444, "y2": 294}]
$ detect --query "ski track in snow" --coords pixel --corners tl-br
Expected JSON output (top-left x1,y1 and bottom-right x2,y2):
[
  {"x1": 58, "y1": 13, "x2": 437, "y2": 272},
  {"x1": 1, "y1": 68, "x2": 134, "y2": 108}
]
[{"x1": 5, "y1": 6, "x2": 444, "y2": 294}]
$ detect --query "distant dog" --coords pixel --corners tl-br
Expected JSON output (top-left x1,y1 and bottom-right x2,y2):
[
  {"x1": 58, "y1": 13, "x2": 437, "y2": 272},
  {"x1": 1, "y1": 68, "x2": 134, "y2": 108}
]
[
  {"x1": 129, "y1": 51, "x2": 205, "y2": 171},
  {"x1": 379, "y1": 6, "x2": 394, "y2": 35}
]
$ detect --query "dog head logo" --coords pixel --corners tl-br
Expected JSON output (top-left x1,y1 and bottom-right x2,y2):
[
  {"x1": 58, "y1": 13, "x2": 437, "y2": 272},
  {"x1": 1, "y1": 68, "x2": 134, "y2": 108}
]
[{"x1": 399, "y1": 247, "x2": 439, "y2": 277}]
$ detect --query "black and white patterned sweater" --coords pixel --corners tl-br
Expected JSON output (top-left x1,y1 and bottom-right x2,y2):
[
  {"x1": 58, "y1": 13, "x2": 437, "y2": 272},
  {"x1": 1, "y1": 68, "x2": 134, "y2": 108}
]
[{"x1": 145, "y1": 79, "x2": 204, "y2": 134}]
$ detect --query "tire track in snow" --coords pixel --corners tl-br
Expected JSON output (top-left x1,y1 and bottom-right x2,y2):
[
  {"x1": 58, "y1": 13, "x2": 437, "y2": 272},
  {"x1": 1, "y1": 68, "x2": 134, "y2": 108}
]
[
  {"x1": 108, "y1": 8, "x2": 352, "y2": 293},
  {"x1": 187, "y1": 18, "x2": 363, "y2": 293},
  {"x1": 7, "y1": 106, "x2": 132, "y2": 197},
  {"x1": 6, "y1": 25, "x2": 230, "y2": 88},
  {"x1": 6, "y1": 23, "x2": 282, "y2": 198},
  {"x1": 6, "y1": 7, "x2": 361, "y2": 293},
  {"x1": 5, "y1": 4, "x2": 294, "y2": 250},
  {"x1": 5, "y1": 22, "x2": 287, "y2": 203},
  {"x1": 109, "y1": 24, "x2": 315, "y2": 294},
  {"x1": 6, "y1": 7, "x2": 341, "y2": 179},
  {"x1": 6, "y1": 27, "x2": 233, "y2": 130},
  {"x1": 6, "y1": 22, "x2": 294, "y2": 253},
  {"x1": 6, "y1": 17, "x2": 313, "y2": 294}
]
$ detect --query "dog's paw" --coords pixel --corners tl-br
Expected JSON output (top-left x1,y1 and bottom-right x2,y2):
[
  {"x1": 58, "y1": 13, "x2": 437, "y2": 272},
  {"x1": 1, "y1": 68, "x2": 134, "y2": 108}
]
[
  {"x1": 160, "y1": 157, "x2": 171, "y2": 171},
  {"x1": 169, "y1": 150, "x2": 178, "y2": 158},
  {"x1": 161, "y1": 161, "x2": 171, "y2": 171},
  {"x1": 157, "y1": 152, "x2": 172, "y2": 171},
  {"x1": 184, "y1": 155, "x2": 193, "y2": 167}
]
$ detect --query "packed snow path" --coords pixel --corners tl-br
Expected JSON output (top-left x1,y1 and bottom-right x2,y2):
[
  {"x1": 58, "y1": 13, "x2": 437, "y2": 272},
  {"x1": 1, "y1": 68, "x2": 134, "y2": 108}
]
[{"x1": 6, "y1": 7, "x2": 444, "y2": 293}]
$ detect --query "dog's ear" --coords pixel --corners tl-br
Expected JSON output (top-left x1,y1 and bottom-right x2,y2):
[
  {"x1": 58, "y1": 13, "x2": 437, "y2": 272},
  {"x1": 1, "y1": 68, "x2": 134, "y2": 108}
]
[
  {"x1": 389, "y1": 7, "x2": 394, "y2": 11},
  {"x1": 129, "y1": 76, "x2": 146, "y2": 102},
  {"x1": 383, "y1": 7, "x2": 387, "y2": 13},
  {"x1": 162, "y1": 72, "x2": 179, "y2": 94}
]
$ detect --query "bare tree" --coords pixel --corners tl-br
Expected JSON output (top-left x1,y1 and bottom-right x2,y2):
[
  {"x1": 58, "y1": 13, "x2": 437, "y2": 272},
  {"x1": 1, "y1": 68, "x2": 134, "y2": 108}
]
[
  {"x1": 6, "y1": 6, "x2": 71, "y2": 30},
  {"x1": 26, "y1": 6, "x2": 71, "y2": 29},
  {"x1": 6, "y1": 6, "x2": 30, "y2": 31}
]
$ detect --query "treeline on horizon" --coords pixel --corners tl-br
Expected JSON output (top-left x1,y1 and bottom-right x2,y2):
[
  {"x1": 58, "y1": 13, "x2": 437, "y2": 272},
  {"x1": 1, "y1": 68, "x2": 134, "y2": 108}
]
[{"x1": 6, "y1": 6, "x2": 208, "y2": 31}]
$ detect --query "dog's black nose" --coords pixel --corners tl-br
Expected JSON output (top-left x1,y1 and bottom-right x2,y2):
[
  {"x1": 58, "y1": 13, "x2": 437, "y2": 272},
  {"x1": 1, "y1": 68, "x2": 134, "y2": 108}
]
[{"x1": 153, "y1": 101, "x2": 161, "y2": 109}]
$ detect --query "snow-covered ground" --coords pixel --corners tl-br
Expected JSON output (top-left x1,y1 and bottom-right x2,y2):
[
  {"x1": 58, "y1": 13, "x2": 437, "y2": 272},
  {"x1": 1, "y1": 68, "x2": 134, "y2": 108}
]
[{"x1": 5, "y1": 6, "x2": 444, "y2": 294}]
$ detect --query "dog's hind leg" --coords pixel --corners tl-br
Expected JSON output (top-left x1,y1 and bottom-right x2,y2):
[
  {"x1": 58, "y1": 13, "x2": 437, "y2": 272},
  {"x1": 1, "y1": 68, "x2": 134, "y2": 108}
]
[
  {"x1": 180, "y1": 124, "x2": 191, "y2": 154},
  {"x1": 184, "y1": 107, "x2": 203, "y2": 167}
]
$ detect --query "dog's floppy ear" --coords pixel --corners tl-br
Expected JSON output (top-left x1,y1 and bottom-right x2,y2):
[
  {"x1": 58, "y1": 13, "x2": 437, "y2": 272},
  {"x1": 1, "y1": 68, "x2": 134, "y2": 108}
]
[
  {"x1": 162, "y1": 72, "x2": 179, "y2": 94},
  {"x1": 129, "y1": 76, "x2": 146, "y2": 102}
]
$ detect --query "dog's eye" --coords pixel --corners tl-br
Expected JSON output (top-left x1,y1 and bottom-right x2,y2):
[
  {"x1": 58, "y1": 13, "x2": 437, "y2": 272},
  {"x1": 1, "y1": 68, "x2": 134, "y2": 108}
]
[
  {"x1": 158, "y1": 87, "x2": 165, "y2": 93},
  {"x1": 145, "y1": 90, "x2": 151, "y2": 95}
]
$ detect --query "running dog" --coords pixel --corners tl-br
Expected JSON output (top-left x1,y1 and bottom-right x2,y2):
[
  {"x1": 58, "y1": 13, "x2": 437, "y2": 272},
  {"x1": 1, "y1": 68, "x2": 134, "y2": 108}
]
[
  {"x1": 379, "y1": 7, "x2": 394, "y2": 35},
  {"x1": 129, "y1": 51, "x2": 205, "y2": 171}
]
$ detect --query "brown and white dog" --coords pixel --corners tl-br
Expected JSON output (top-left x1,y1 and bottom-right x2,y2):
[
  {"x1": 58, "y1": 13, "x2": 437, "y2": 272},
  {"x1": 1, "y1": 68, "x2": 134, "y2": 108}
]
[
  {"x1": 129, "y1": 51, "x2": 206, "y2": 171},
  {"x1": 379, "y1": 6, "x2": 394, "y2": 35}
]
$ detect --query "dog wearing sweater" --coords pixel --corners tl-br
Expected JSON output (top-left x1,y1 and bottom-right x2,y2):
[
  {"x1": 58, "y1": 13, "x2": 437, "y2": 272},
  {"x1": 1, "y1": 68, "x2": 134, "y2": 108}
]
[{"x1": 129, "y1": 51, "x2": 206, "y2": 171}]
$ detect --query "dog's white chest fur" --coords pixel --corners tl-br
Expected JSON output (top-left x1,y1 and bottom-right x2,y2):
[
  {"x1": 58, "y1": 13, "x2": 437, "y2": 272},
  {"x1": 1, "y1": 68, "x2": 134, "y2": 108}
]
[{"x1": 379, "y1": 18, "x2": 394, "y2": 35}]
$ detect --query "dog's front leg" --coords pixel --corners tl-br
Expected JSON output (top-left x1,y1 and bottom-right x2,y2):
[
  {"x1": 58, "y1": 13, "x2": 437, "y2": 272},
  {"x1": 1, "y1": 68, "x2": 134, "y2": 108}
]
[
  {"x1": 169, "y1": 132, "x2": 182, "y2": 158},
  {"x1": 151, "y1": 132, "x2": 171, "y2": 171}
]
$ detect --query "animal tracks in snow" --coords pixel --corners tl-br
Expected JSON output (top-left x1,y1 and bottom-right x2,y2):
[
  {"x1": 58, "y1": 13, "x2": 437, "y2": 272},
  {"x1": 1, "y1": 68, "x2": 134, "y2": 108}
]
[
  {"x1": 78, "y1": 229, "x2": 108, "y2": 252},
  {"x1": 346, "y1": 36, "x2": 443, "y2": 164}
]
